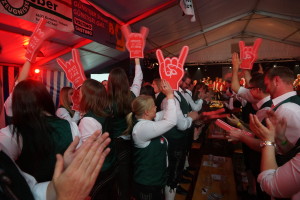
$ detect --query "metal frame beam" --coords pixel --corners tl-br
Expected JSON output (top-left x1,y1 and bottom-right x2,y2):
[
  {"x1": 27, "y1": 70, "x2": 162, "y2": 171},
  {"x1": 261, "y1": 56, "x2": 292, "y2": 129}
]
[
  {"x1": 245, "y1": 32, "x2": 300, "y2": 47},
  {"x1": 147, "y1": 12, "x2": 253, "y2": 53},
  {"x1": 254, "y1": 10, "x2": 300, "y2": 22},
  {"x1": 189, "y1": 33, "x2": 242, "y2": 55}
]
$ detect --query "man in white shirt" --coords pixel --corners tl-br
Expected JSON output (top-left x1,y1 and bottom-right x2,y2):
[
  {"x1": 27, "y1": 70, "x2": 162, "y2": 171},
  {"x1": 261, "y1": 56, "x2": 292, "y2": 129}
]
[{"x1": 264, "y1": 66, "x2": 300, "y2": 147}]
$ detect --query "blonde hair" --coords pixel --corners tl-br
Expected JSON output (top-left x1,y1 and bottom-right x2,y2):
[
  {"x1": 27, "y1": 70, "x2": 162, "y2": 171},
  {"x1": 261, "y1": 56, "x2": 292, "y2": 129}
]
[
  {"x1": 59, "y1": 87, "x2": 74, "y2": 116},
  {"x1": 123, "y1": 95, "x2": 154, "y2": 135}
]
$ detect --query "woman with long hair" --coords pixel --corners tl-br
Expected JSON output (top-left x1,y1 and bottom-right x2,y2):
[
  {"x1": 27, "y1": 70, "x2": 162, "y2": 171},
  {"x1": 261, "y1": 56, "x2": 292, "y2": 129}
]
[
  {"x1": 56, "y1": 87, "x2": 81, "y2": 124},
  {"x1": 152, "y1": 78, "x2": 166, "y2": 112},
  {"x1": 0, "y1": 79, "x2": 79, "y2": 182},
  {"x1": 126, "y1": 80, "x2": 176, "y2": 200},
  {"x1": 78, "y1": 78, "x2": 116, "y2": 200},
  {"x1": 107, "y1": 58, "x2": 143, "y2": 200}
]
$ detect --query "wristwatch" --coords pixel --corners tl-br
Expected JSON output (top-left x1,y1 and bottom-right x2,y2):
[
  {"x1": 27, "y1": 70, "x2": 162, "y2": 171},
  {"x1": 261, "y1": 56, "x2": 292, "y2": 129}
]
[{"x1": 260, "y1": 140, "x2": 276, "y2": 148}]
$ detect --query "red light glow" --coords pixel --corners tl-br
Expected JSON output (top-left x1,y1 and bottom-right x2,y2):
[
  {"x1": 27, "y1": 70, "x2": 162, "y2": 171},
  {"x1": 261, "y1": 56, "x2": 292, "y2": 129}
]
[{"x1": 34, "y1": 69, "x2": 40, "y2": 74}]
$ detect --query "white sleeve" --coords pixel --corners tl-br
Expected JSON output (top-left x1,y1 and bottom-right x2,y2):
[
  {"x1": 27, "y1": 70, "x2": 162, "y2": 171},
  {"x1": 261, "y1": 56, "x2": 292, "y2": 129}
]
[
  {"x1": 4, "y1": 93, "x2": 13, "y2": 117},
  {"x1": 184, "y1": 92, "x2": 203, "y2": 112},
  {"x1": 78, "y1": 117, "x2": 102, "y2": 142},
  {"x1": 133, "y1": 99, "x2": 177, "y2": 147},
  {"x1": 0, "y1": 126, "x2": 22, "y2": 161},
  {"x1": 237, "y1": 87, "x2": 258, "y2": 104},
  {"x1": 257, "y1": 153, "x2": 300, "y2": 198},
  {"x1": 56, "y1": 108, "x2": 81, "y2": 124},
  {"x1": 276, "y1": 103, "x2": 300, "y2": 145},
  {"x1": 21, "y1": 171, "x2": 49, "y2": 200},
  {"x1": 69, "y1": 121, "x2": 80, "y2": 139},
  {"x1": 161, "y1": 94, "x2": 192, "y2": 131},
  {"x1": 154, "y1": 110, "x2": 164, "y2": 121},
  {"x1": 175, "y1": 99, "x2": 193, "y2": 131},
  {"x1": 130, "y1": 63, "x2": 143, "y2": 97}
]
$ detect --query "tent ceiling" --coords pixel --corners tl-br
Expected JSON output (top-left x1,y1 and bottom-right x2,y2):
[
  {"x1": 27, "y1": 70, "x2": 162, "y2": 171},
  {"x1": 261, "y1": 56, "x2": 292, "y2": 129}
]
[{"x1": 0, "y1": 0, "x2": 299, "y2": 73}]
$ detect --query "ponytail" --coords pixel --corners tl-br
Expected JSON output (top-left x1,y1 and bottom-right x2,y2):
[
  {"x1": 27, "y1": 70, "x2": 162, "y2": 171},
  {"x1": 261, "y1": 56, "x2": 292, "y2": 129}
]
[{"x1": 123, "y1": 112, "x2": 134, "y2": 136}]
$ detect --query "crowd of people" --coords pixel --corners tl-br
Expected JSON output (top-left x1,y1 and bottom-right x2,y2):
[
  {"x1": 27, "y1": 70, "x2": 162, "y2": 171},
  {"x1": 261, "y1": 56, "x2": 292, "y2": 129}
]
[{"x1": 1, "y1": 49, "x2": 300, "y2": 200}]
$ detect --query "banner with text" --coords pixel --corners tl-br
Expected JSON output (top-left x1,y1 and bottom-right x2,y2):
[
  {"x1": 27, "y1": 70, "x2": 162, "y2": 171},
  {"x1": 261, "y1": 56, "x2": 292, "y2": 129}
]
[
  {"x1": 0, "y1": 0, "x2": 73, "y2": 32},
  {"x1": 72, "y1": 0, "x2": 125, "y2": 51}
]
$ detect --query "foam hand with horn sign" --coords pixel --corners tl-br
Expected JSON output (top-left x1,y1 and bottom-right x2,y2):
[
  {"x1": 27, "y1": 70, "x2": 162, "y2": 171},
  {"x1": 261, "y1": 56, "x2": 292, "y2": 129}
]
[
  {"x1": 56, "y1": 49, "x2": 87, "y2": 89},
  {"x1": 25, "y1": 18, "x2": 55, "y2": 63},
  {"x1": 239, "y1": 38, "x2": 262, "y2": 70},
  {"x1": 121, "y1": 25, "x2": 149, "y2": 58},
  {"x1": 157, "y1": 46, "x2": 189, "y2": 90},
  {"x1": 71, "y1": 88, "x2": 81, "y2": 111}
]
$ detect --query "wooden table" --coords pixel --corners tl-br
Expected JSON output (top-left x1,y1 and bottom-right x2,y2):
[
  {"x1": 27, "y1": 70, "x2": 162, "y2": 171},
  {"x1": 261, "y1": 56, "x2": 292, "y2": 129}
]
[
  {"x1": 207, "y1": 121, "x2": 228, "y2": 140},
  {"x1": 192, "y1": 155, "x2": 238, "y2": 200}
]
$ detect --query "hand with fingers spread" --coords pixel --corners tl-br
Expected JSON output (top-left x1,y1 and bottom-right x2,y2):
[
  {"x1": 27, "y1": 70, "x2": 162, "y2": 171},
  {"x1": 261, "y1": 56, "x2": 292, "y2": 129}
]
[
  {"x1": 56, "y1": 49, "x2": 87, "y2": 89},
  {"x1": 232, "y1": 52, "x2": 241, "y2": 72},
  {"x1": 160, "y1": 79, "x2": 174, "y2": 99},
  {"x1": 71, "y1": 88, "x2": 81, "y2": 112},
  {"x1": 53, "y1": 131, "x2": 111, "y2": 200},
  {"x1": 121, "y1": 24, "x2": 149, "y2": 58},
  {"x1": 250, "y1": 114, "x2": 276, "y2": 142},
  {"x1": 239, "y1": 38, "x2": 262, "y2": 70},
  {"x1": 262, "y1": 111, "x2": 287, "y2": 142},
  {"x1": 157, "y1": 46, "x2": 189, "y2": 90},
  {"x1": 25, "y1": 18, "x2": 55, "y2": 63},
  {"x1": 274, "y1": 118, "x2": 287, "y2": 143}
]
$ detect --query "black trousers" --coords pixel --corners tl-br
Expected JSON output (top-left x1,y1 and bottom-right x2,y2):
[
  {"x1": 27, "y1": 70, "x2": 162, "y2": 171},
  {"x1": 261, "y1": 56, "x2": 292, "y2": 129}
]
[
  {"x1": 133, "y1": 182, "x2": 164, "y2": 200},
  {"x1": 166, "y1": 138, "x2": 186, "y2": 189},
  {"x1": 115, "y1": 138, "x2": 133, "y2": 200},
  {"x1": 89, "y1": 163, "x2": 118, "y2": 200}
]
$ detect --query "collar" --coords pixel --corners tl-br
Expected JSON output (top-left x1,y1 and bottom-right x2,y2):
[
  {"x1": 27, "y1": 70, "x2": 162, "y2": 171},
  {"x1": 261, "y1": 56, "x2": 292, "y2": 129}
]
[
  {"x1": 185, "y1": 89, "x2": 192, "y2": 95},
  {"x1": 256, "y1": 95, "x2": 271, "y2": 109},
  {"x1": 272, "y1": 91, "x2": 297, "y2": 106}
]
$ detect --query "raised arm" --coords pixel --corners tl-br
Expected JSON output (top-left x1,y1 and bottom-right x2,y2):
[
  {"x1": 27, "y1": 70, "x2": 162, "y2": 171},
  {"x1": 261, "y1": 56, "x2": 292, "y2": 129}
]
[
  {"x1": 130, "y1": 58, "x2": 143, "y2": 97},
  {"x1": 231, "y1": 52, "x2": 241, "y2": 93},
  {"x1": 135, "y1": 80, "x2": 176, "y2": 142}
]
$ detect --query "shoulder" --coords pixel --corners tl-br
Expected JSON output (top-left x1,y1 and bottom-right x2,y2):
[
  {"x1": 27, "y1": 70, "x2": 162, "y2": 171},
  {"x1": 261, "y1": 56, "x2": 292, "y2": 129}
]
[
  {"x1": 277, "y1": 102, "x2": 300, "y2": 114},
  {"x1": 79, "y1": 116, "x2": 100, "y2": 125},
  {"x1": 56, "y1": 107, "x2": 67, "y2": 114}
]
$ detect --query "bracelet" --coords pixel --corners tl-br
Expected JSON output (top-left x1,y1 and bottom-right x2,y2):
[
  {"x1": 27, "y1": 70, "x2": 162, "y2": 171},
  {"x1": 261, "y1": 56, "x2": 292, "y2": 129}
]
[
  {"x1": 236, "y1": 122, "x2": 242, "y2": 127},
  {"x1": 260, "y1": 140, "x2": 276, "y2": 148},
  {"x1": 281, "y1": 139, "x2": 288, "y2": 146}
]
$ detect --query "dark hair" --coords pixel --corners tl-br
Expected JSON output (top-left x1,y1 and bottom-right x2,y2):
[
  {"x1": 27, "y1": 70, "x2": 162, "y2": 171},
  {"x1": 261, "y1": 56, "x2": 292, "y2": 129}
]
[
  {"x1": 182, "y1": 72, "x2": 191, "y2": 82},
  {"x1": 249, "y1": 74, "x2": 267, "y2": 93},
  {"x1": 107, "y1": 67, "x2": 133, "y2": 117},
  {"x1": 12, "y1": 79, "x2": 56, "y2": 157},
  {"x1": 265, "y1": 66, "x2": 295, "y2": 85},
  {"x1": 192, "y1": 82, "x2": 208, "y2": 101},
  {"x1": 80, "y1": 79, "x2": 108, "y2": 117},
  {"x1": 140, "y1": 85, "x2": 155, "y2": 99}
]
